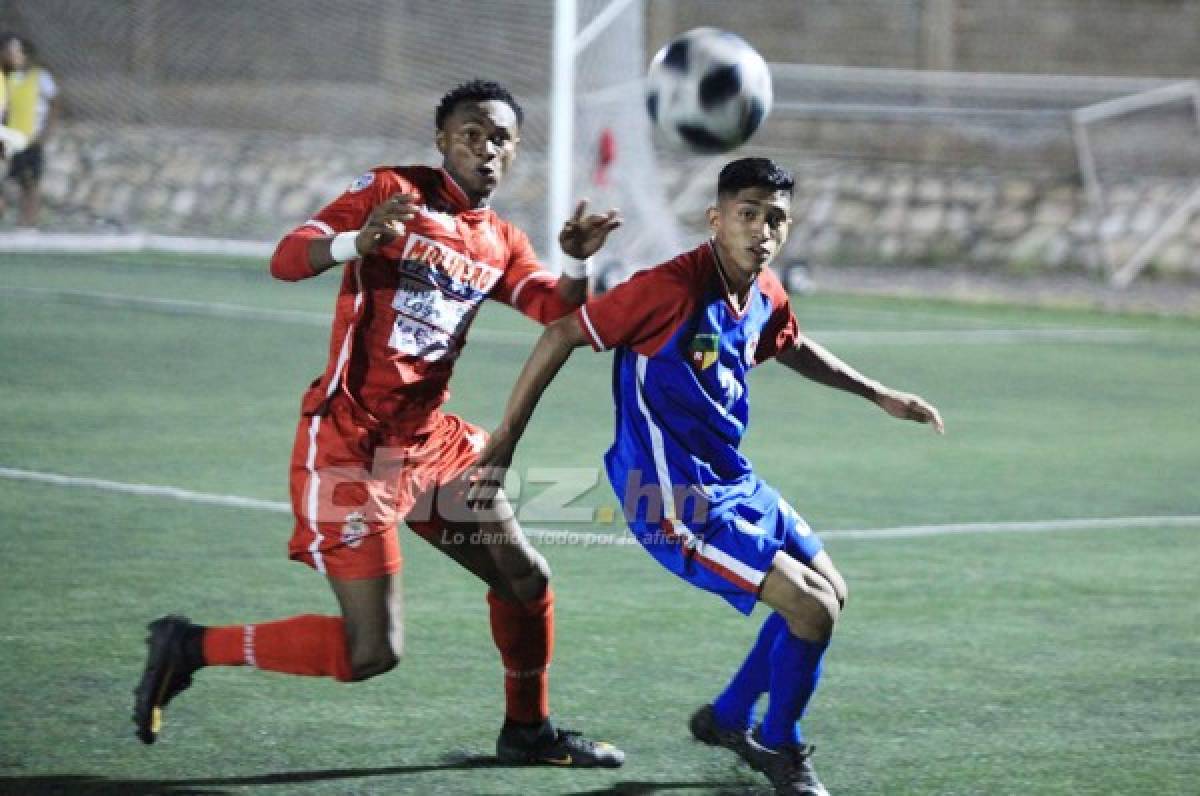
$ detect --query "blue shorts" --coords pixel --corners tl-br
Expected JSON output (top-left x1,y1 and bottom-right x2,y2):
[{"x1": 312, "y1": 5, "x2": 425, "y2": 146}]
[{"x1": 625, "y1": 477, "x2": 824, "y2": 616}]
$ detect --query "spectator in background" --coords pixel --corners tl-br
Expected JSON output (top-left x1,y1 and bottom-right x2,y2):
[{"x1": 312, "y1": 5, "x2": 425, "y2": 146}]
[{"x1": 1, "y1": 33, "x2": 59, "y2": 228}]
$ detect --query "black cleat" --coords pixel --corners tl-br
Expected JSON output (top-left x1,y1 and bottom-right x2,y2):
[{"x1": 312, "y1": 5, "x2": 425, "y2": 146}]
[
  {"x1": 496, "y1": 720, "x2": 625, "y2": 768},
  {"x1": 132, "y1": 615, "x2": 202, "y2": 744},
  {"x1": 745, "y1": 728, "x2": 831, "y2": 795},
  {"x1": 689, "y1": 704, "x2": 755, "y2": 764}
]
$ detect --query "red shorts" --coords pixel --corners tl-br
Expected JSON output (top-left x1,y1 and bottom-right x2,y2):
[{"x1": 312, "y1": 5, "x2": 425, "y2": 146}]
[{"x1": 287, "y1": 392, "x2": 486, "y2": 579}]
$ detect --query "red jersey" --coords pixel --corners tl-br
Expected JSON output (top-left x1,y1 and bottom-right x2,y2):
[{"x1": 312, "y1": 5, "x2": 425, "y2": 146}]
[{"x1": 271, "y1": 165, "x2": 575, "y2": 432}]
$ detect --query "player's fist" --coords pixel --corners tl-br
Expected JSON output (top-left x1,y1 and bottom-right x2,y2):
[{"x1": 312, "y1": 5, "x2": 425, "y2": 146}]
[
  {"x1": 466, "y1": 430, "x2": 517, "y2": 510},
  {"x1": 875, "y1": 389, "x2": 945, "y2": 434},
  {"x1": 357, "y1": 193, "x2": 419, "y2": 255},
  {"x1": 558, "y1": 199, "x2": 622, "y2": 260}
]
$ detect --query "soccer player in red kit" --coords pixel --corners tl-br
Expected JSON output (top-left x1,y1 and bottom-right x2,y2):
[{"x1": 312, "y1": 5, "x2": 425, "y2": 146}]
[{"x1": 133, "y1": 80, "x2": 625, "y2": 767}]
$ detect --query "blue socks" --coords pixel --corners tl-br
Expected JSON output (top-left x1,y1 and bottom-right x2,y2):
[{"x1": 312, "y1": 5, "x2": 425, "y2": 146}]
[
  {"x1": 758, "y1": 630, "x2": 827, "y2": 749},
  {"x1": 711, "y1": 610, "x2": 829, "y2": 749},
  {"x1": 711, "y1": 612, "x2": 786, "y2": 731}
]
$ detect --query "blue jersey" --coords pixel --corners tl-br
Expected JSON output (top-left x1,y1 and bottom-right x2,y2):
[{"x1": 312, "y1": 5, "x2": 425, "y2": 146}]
[{"x1": 577, "y1": 242, "x2": 819, "y2": 612}]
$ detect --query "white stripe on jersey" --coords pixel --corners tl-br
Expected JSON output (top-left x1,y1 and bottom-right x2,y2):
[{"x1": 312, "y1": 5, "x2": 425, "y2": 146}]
[
  {"x1": 580, "y1": 305, "x2": 607, "y2": 350},
  {"x1": 304, "y1": 413, "x2": 326, "y2": 574},
  {"x1": 305, "y1": 219, "x2": 335, "y2": 236},
  {"x1": 305, "y1": 261, "x2": 364, "y2": 573},
  {"x1": 696, "y1": 535, "x2": 768, "y2": 588},
  {"x1": 635, "y1": 355, "x2": 767, "y2": 589},
  {"x1": 509, "y1": 272, "x2": 539, "y2": 309},
  {"x1": 634, "y1": 354, "x2": 676, "y2": 520}
]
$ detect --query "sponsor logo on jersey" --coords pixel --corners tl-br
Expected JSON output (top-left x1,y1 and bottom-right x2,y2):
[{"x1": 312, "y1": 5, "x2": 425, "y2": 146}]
[
  {"x1": 341, "y1": 511, "x2": 368, "y2": 548},
  {"x1": 401, "y1": 233, "x2": 502, "y2": 295},
  {"x1": 689, "y1": 333, "x2": 720, "y2": 371},
  {"x1": 349, "y1": 172, "x2": 375, "y2": 192}
]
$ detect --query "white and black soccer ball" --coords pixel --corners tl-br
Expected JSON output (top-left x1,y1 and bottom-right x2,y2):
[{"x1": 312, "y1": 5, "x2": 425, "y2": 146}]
[{"x1": 645, "y1": 28, "x2": 773, "y2": 154}]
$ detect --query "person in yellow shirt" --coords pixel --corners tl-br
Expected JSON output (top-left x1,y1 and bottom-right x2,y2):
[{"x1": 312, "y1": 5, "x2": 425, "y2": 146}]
[
  {"x1": 1, "y1": 34, "x2": 59, "y2": 227},
  {"x1": 0, "y1": 47, "x2": 27, "y2": 160}
]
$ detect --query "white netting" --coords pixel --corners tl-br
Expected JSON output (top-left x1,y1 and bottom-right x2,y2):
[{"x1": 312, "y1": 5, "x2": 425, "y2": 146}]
[{"x1": 0, "y1": 0, "x2": 682, "y2": 270}]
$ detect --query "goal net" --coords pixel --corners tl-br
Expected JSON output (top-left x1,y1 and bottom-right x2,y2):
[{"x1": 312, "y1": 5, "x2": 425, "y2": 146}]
[
  {"x1": 1072, "y1": 83, "x2": 1200, "y2": 285},
  {"x1": 0, "y1": 0, "x2": 683, "y2": 272}
]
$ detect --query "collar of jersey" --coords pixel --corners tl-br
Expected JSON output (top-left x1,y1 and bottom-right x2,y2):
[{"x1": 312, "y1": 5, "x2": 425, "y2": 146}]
[
  {"x1": 706, "y1": 239, "x2": 757, "y2": 319},
  {"x1": 436, "y1": 168, "x2": 490, "y2": 221}
]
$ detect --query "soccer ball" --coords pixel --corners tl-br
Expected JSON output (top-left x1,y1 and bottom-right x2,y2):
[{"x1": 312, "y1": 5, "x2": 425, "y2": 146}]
[{"x1": 645, "y1": 28, "x2": 773, "y2": 154}]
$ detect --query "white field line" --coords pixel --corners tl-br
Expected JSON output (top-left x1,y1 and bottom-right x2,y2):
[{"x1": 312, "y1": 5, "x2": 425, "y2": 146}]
[
  {"x1": 2, "y1": 466, "x2": 1196, "y2": 544},
  {"x1": 0, "y1": 286, "x2": 1148, "y2": 346},
  {"x1": 0, "y1": 231, "x2": 274, "y2": 257}
]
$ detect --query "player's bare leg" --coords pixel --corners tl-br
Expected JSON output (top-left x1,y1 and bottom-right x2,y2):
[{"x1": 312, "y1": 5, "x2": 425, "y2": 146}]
[
  {"x1": 327, "y1": 573, "x2": 404, "y2": 680},
  {"x1": 133, "y1": 576, "x2": 399, "y2": 744},
  {"x1": 17, "y1": 176, "x2": 41, "y2": 228},
  {"x1": 415, "y1": 485, "x2": 624, "y2": 767}
]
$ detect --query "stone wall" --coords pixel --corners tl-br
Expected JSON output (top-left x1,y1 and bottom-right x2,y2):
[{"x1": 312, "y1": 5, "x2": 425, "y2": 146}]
[
  {"x1": 29, "y1": 124, "x2": 1200, "y2": 281},
  {"x1": 773, "y1": 161, "x2": 1200, "y2": 277},
  {"x1": 33, "y1": 124, "x2": 549, "y2": 242}
]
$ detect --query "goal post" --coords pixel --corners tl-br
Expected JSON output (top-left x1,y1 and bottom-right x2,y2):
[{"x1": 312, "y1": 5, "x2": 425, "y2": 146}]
[{"x1": 1071, "y1": 81, "x2": 1200, "y2": 288}]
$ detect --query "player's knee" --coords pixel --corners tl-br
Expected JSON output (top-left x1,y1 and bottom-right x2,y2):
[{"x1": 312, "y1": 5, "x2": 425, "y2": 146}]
[
  {"x1": 779, "y1": 584, "x2": 839, "y2": 643},
  {"x1": 508, "y1": 551, "x2": 551, "y2": 605}
]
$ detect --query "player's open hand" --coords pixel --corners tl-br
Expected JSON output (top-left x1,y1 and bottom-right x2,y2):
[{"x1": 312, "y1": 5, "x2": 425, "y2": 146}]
[
  {"x1": 876, "y1": 389, "x2": 945, "y2": 433},
  {"x1": 357, "y1": 193, "x2": 419, "y2": 255},
  {"x1": 466, "y1": 431, "x2": 517, "y2": 510},
  {"x1": 558, "y1": 199, "x2": 622, "y2": 260}
]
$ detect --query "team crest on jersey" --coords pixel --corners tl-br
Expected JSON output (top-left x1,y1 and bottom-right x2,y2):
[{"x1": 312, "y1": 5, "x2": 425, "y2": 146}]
[
  {"x1": 349, "y1": 172, "x2": 375, "y2": 192},
  {"x1": 689, "y1": 333, "x2": 720, "y2": 371},
  {"x1": 341, "y1": 511, "x2": 368, "y2": 548}
]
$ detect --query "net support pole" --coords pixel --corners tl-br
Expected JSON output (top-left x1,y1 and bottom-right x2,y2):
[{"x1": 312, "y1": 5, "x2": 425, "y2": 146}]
[
  {"x1": 548, "y1": 0, "x2": 577, "y2": 274},
  {"x1": 1110, "y1": 181, "x2": 1200, "y2": 288}
]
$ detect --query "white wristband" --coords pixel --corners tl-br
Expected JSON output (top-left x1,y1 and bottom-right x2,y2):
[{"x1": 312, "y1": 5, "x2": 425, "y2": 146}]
[
  {"x1": 329, "y1": 231, "x2": 361, "y2": 262},
  {"x1": 561, "y1": 255, "x2": 591, "y2": 280}
]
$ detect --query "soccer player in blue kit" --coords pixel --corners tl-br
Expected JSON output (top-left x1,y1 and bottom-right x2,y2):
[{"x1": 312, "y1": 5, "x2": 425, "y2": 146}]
[{"x1": 471, "y1": 158, "x2": 944, "y2": 794}]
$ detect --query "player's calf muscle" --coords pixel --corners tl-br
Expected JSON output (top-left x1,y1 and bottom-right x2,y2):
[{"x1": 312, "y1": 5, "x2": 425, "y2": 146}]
[{"x1": 345, "y1": 629, "x2": 402, "y2": 680}]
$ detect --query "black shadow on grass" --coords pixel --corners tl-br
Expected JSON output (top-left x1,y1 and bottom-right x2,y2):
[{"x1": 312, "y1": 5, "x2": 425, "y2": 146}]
[
  {"x1": 0, "y1": 767, "x2": 761, "y2": 795},
  {"x1": 0, "y1": 756, "x2": 502, "y2": 795},
  {"x1": 561, "y1": 784, "x2": 763, "y2": 795}
]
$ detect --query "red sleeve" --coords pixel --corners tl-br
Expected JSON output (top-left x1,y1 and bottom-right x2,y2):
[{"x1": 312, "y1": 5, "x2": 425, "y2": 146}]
[
  {"x1": 575, "y1": 254, "x2": 697, "y2": 357},
  {"x1": 754, "y1": 266, "x2": 800, "y2": 364},
  {"x1": 491, "y1": 224, "x2": 575, "y2": 324},
  {"x1": 269, "y1": 168, "x2": 405, "y2": 281}
]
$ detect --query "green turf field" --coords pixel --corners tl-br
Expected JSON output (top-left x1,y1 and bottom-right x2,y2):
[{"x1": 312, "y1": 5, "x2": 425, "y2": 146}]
[{"x1": 1, "y1": 251, "x2": 1198, "y2": 795}]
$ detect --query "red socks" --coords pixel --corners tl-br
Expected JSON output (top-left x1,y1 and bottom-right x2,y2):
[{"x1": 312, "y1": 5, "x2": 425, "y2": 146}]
[
  {"x1": 198, "y1": 592, "x2": 556, "y2": 719},
  {"x1": 202, "y1": 614, "x2": 354, "y2": 682},
  {"x1": 488, "y1": 588, "x2": 555, "y2": 724}
]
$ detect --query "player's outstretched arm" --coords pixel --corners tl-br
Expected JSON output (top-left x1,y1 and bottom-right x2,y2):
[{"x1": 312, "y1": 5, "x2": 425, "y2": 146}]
[
  {"x1": 270, "y1": 193, "x2": 418, "y2": 281},
  {"x1": 469, "y1": 315, "x2": 591, "y2": 504},
  {"x1": 777, "y1": 335, "x2": 945, "y2": 433},
  {"x1": 555, "y1": 199, "x2": 622, "y2": 305}
]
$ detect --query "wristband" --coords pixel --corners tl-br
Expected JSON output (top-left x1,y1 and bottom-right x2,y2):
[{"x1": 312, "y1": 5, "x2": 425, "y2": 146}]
[
  {"x1": 561, "y1": 255, "x2": 591, "y2": 280},
  {"x1": 329, "y1": 230, "x2": 361, "y2": 262}
]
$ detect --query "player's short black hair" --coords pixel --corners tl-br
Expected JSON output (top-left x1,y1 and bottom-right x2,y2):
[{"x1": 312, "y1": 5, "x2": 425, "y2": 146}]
[
  {"x1": 717, "y1": 157, "x2": 794, "y2": 198},
  {"x1": 435, "y1": 80, "x2": 524, "y2": 130}
]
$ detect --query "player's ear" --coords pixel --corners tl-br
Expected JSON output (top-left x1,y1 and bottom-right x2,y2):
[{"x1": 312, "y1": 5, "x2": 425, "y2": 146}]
[
  {"x1": 435, "y1": 129, "x2": 448, "y2": 155},
  {"x1": 705, "y1": 205, "x2": 721, "y2": 235}
]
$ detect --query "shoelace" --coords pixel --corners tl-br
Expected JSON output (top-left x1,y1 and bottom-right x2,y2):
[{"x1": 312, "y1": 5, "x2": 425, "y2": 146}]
[{"x1": 556, "y1": 729, "x2": 598, "y2": 750}]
